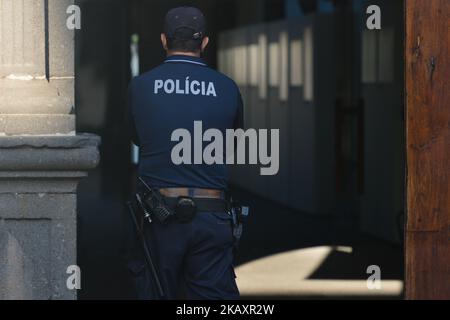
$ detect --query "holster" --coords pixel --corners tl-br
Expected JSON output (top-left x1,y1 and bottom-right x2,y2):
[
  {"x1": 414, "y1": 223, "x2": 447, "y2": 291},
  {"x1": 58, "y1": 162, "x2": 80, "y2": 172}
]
[{"x1": 229, "y1": 199, "x2": 250, "y2": 255}]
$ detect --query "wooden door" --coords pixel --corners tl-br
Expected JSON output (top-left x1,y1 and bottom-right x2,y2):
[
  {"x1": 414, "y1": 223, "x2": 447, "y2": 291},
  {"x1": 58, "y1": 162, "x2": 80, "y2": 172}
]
[{"x1": 405, "y1": 0, "x2": 450, "y2": 299}]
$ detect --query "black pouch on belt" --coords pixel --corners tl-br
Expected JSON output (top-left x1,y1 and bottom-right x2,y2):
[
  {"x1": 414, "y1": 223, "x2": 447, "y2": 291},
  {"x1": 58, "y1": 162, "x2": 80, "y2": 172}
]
[{"x1": 174, "y1": 196, "x2": 197, "y2": 223}]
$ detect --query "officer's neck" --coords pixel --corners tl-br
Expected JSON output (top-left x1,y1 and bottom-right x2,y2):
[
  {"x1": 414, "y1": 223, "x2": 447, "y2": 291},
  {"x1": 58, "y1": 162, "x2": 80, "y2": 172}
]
[{"x1": 167, "y1": 51, "x2": 201, "y2": 58}]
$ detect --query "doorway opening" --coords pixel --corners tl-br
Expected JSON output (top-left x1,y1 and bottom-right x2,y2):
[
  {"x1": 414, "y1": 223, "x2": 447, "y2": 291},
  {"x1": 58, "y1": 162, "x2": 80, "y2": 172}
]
[{"x1": 76, "y1": 0, "x2": 405, "y2": 299}]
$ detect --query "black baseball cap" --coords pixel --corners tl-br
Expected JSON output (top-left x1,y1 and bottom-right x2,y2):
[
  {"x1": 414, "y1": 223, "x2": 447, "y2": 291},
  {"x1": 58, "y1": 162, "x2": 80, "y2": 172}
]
[{"x1": 164, "y1": 6, "x2": 206, "y2": 40}]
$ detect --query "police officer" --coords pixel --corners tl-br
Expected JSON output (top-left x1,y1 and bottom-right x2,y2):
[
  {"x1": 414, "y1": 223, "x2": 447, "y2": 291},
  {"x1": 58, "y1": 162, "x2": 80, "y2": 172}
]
[{"x1": 126, "y1": 7, "x2": 243, "y2": 300}]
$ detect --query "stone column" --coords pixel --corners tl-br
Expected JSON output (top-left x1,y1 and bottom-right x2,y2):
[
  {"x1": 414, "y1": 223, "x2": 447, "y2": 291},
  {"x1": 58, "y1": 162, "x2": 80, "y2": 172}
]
[{"x1": 0, "y1": 0, "x2": 100, "y2": 299}]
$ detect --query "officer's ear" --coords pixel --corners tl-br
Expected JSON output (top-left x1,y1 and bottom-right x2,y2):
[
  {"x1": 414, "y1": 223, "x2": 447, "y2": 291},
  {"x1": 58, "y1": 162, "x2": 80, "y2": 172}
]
[
  {"x1": 161, "y1": 33, "x2": 168, "y2": 51},
  {"x1": 200, "y1": 36, "x2": 209, "y2": 53}
]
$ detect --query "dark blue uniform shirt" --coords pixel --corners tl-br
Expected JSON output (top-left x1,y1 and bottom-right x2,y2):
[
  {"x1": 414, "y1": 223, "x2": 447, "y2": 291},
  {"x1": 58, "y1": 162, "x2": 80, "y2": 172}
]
[{"x1": 128, "y1": 55, "x2": 243, "y2": 191}]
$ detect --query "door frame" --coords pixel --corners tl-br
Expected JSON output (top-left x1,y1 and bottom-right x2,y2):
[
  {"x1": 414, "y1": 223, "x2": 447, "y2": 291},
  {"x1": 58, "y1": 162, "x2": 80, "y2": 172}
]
[{"x1": 405, "y1": 0, "x2": 450, "y2": 299}]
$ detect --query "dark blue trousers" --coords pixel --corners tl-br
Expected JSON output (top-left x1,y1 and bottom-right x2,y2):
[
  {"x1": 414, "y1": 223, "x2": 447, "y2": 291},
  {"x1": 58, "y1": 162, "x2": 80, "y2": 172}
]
[{"x1": 126, "y1": 210, "x2": 239, "y2": 300}]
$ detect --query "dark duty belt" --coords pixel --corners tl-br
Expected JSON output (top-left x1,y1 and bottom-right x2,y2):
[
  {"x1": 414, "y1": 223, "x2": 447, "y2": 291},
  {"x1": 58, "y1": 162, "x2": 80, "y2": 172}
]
[{"x1": 159, "y1": 188, "x2": 228, "y2": 213}]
